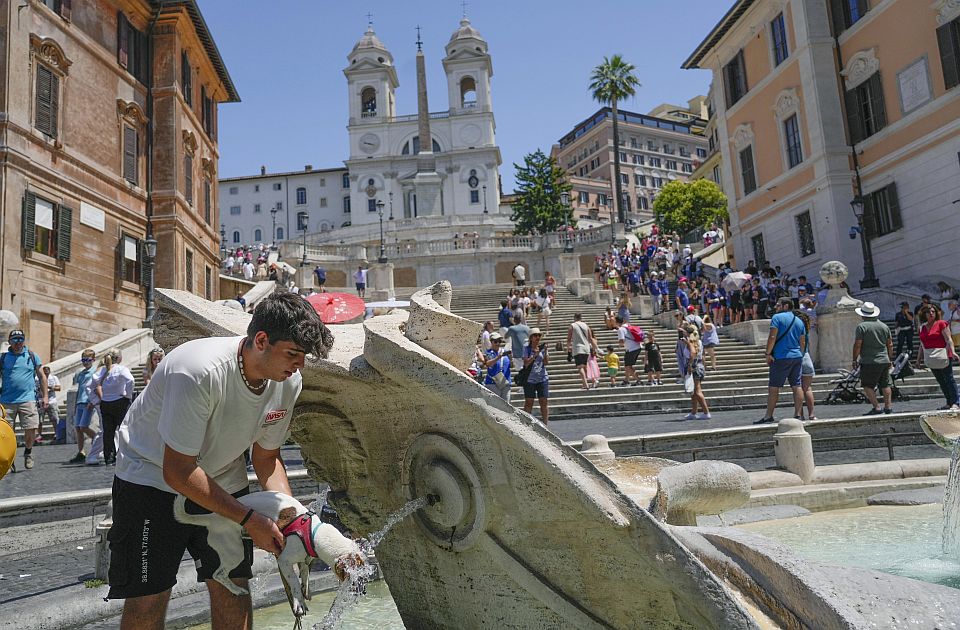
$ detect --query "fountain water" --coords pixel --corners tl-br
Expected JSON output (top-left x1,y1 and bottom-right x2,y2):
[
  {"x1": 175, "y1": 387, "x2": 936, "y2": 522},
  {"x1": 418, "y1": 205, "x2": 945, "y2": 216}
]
[
  {"x1": 919, "y1": 411, "x2": 960, "y2": 558},
  {"x1": 317, "y1": 496, "x2": 433, "y2": 630}
]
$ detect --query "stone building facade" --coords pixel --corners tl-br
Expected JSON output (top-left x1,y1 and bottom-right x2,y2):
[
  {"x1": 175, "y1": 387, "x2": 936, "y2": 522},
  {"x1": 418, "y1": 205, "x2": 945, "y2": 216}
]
[
  {"x1": 684, "y1": 0, "x2": 960, "y2": 287},
  {"x1": 0, "y1": 0, "x2": 237, "y2": 360},
  {"x1": 552, "y1": 103, "x2": 709, "y2": 225}
]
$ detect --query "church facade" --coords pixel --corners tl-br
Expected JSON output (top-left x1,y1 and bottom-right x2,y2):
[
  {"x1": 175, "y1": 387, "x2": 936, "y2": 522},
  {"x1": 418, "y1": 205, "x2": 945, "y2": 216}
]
[{"x1": 343, "y1": 19, "x2": 502, "y2": 225}]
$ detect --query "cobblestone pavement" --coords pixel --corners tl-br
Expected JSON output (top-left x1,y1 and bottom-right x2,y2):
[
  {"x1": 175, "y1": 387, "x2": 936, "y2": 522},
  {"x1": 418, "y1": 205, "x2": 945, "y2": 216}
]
[{"x1": 0, "y1": 539, "x2": 97, "y2": 608}]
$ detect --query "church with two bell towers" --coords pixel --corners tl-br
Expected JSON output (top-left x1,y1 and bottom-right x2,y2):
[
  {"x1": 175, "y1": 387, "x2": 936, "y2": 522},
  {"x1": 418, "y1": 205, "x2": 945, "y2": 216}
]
[{"x1": 343, "y1": 18, "x2": 502, "y2": 225}]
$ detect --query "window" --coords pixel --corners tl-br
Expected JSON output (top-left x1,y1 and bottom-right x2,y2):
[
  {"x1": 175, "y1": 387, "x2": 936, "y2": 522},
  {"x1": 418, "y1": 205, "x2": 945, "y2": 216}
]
[
  {"x1": 864, "y1": 183, "x2": 903, "y2": 237},
  {"x1": 723, "y1": 50, "x2": 748, "y2": 108},
  {"x1": 829, "y1": 0, "x2": 868, "y2": 36},
  {"x1": 343, "y1": 196, "x2": 351, "y2": 213},
  {"x1": 620, "y1": 174, "x2": 629, "y2": 184},
  {"x1": 739, "y1": 146, "x2": 757, "y2": 195},
  {"x1": 630, "y1": 138, "x2": 637, "y2": 148},
  {"x1": 22, "y1": 192, "x2": 72, "y2": 260},
  {"x1": 120, "y1": 234, "x2": 141, "y2": 284},
  {"x1": 254, "y1": 184, "x2": 260, "y2": 192},
  {"x1": 342, "y1": 173, "x2": 350, "y2": 188},
  {"x1": 653, "y1": 177, "x2": 664, "y2": 188},
  {"x1": 230, "y1": 206, "x2": 241, "y2": 215},
  {"x1": 232, "y1": 231, "x2": 240, "y2": 244},
  {"x1": 273, "y1": 182, "x2": 282, "y2": 191},
  {"x1": 650, "y1": 157, "x2": 661, "y2": 168},
  {"x1": 937, "y1": 15, "x2": 960, "y2": 90},
  {"x1": 276, "y1": 227, "x2": 284, "y2": 240},
  {"x1": 275, "y1": 201, "x2": 283, "y2": 210},
  {"x1": 319, "y1": 198, "x2": 327, "y2": 208},
  {"x1": 204, "y1": 266, "x2": 212, "y2": 300},
  {"x1": 122, "y1": 125, "x2": 138, "y2": 185},
  {"x1": 34, "y1": 65, "x2": 59, "y2": 138},
  {"x1": 367, "y1": 198, "x2": 377, "y2": 212},
  {"x1": 751, "y1": 233, "x2": 767, "y2": 267},
  {"x1": 181, "y1": 49, "x2": 192, "y2": 106},
  {"x1": 598, "y1": 193, "x2": 608, "y2": 206},
  {"x1": 320, "y1": 178, "x2": 326, "y2": 186},
  {"x1": 254, "y1": 228, "x2": 262, "y2": 242},
  {"x1": 578, "y1": 191, "x2": 589, "y2": 204},
  {"x1": 117, "y1": 13, "x2": 148, "y2": 83},
  {"x1": 40, "y1": 0, "x2": 69, "y2": 16},
  {"x1": 679, "y1": 146, "x2": 690, "y2": 157},
  {"x1": 712, "y1": 166, "x2": 722, "y2": 188},
  {"x1": 783, "y1": 114, "x2": 803, "y2": 168},
  {"x1": 665, "y1": 160, "x2": 677, "y2": 170},
  {"x1": 229, "y1": 186, "x2": 238, "y2": 195},
  {"x1": 254, "y1": 203, "x2": 261, "y2": 213},
  {"x1": 200, "y1": 86, "x2": 214, "y2": 138},
  {"x1": 696, "y1": 148, "x2": 707, "y2": 158},
  {"x1": 361, "y1": 86, "x2": 377, "y2": 117},
  {"x1": 647, "y1": 140, "x2": 657, "y2": 151},
  {"x1": 184, "y1": 155, "x2": 193, "y2": 205},
  {"x1": 635, "y1": 174, "x2": 647, "y2": 186},
  {"x1": 203, "y1": 181, "x2": 211, "y2": 224},
  {"x1": 296, "y1": 187, "x2": 307, "y2": 205},
  {"x1": 771, "y1": 13, "x2": 789, "y2": 66},
  {"x1": 682, "y1": 163, "x2": 693, "y2": 174},
  {"x1": 185, "y1": 249, "x2": 194, "y2": 293},
  {"x1": 619, "y1": 152, "x2": 627, "y2": 162},
  {"x1": 796, "y1": 211, "x2": 816, "y2": 257},
  {"x1": 845, "y1": 73, "x2": 887, "y2": 143},
  {"x1": 470, "y1": 189, "x2": 480, "y2": 204},
  {"x1": 663, "y1": 143, "x2": 673, "y2": 155},
  {"x1": 637, "y1": 196, "x2": 649, "y2": 210}
]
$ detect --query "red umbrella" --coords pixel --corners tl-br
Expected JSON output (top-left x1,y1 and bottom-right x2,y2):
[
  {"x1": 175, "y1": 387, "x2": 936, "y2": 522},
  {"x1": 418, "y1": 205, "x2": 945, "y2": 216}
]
[{"x1": 305, "y1": 292, "x2": 367, "y2": 324}]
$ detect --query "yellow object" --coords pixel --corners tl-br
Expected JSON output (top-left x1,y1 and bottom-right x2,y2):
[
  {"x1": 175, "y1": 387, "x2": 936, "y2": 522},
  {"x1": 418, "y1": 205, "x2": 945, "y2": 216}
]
[{"x1": 0, "y1": 405, "x2": 14, "y2": 480}]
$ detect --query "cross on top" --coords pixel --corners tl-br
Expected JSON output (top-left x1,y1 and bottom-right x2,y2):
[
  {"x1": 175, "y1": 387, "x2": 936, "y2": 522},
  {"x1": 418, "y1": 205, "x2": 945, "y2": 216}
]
[
  {"x1": 461, "y1": 0, "x2": 468, "y2": 18},
  {"x1": 366, "y1": 12, "x2": 373, "y2": 27},
  {"x1": 415, "y1": 25, "x2": 422, "y2": 51}
]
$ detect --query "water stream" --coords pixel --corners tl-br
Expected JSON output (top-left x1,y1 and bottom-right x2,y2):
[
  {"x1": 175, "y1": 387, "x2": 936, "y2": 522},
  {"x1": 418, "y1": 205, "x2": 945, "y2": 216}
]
[
  {"x1": 944, "y1": 441, "x2": 960, "y2": 559},
  {"x1": 315, "y1": 496, "x2": 432, "y2": 630}
]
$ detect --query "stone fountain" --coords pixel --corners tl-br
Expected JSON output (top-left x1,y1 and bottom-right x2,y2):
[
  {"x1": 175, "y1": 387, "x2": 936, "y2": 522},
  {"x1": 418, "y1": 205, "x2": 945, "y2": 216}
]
[{"x1": 154, "y1": 284, "x2": 960, "y2": 629}]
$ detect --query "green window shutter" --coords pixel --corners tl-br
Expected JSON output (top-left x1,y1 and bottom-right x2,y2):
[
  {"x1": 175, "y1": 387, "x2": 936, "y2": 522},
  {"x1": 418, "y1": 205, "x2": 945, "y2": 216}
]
[
  {"x1": 117, "y1": 12, "x2": 129, "y2": 69},
  {"x1": 57, "y1": 204, "x2": 72, "y2": 261},
  {"x1": 885, "y1": 183, "x2": 902, "y2": 232},
  {"x1": 35, "y1": 66, "x2": 53, "y2": 136},
  {"x1": 22, "y1": 192, "x2": 36, "y2": 251},
  {"x1": 937, "y1": 23, "x2": 960, "y2": 90},
  {"x1": 116, "y1": 238, "x2": 126, "y2": 290},
  {"x1": 869, "y1": 73, "x2": 887, "y2": 132},
  {"x1": 184, "y1": 155, "x2": 193, "y2": 204},
  {"x1": 123, "y1": 126, "x2": 138, "y2": 184},
  {"x1": 139, "y1": 239, "x2": 148, "y2": 287},
  {"x1": 181, "y1": 50, "x2": 192, "y2": 105},
  {"x1": 844, "y1": 88, "x2": 862, "y2": 144},
  {"x1": 828, "y1": 0, "x2": 846, "y2": 36},
  {"x1": 862, "y1": 193, "x2": 878, "y2": 238},
  {"x1": 49, "y1": 71, "x2": 59, "y2": 139},
  {"x1": 59, "y1": 0, "x2": 71, "y2": 19}
]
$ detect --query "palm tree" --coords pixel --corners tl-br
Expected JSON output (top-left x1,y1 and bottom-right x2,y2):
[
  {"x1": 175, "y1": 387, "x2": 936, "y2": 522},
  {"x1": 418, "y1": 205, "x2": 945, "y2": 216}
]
[{"x1": 589, "y1": 55, "x2": 641, "y2": 230}]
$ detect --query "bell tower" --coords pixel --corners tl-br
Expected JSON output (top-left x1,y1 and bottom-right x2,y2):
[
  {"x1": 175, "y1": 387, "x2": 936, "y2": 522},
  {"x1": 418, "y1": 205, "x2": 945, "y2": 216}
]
[
  {"x1": 344, "y1": 25, "x2": 398, "y2": 126},
  {"x1": 442, "y1": 17, "x2": 493, "y2": 114}
]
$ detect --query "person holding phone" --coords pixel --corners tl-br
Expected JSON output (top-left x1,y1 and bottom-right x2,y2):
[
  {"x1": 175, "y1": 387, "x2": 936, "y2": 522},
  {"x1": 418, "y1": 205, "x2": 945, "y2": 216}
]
[{"x1": 522, "y1": 329, "x2": 550, "y2": 425}]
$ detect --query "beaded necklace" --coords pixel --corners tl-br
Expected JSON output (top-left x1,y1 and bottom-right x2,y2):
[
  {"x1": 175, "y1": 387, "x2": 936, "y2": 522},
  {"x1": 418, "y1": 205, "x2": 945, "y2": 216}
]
[{"x1": 237, "y1": 339, "x2": 267, "y2": 394}]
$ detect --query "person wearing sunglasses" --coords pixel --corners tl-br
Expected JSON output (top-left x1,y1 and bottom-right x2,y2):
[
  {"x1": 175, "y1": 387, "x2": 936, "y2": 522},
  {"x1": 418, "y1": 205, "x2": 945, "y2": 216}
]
[
  {"x1": 0, "y1": 329, "x2": 47, "y2": 470},
  {"x1": 68, "y1": 349, "x2": 98, "y2": 464}
]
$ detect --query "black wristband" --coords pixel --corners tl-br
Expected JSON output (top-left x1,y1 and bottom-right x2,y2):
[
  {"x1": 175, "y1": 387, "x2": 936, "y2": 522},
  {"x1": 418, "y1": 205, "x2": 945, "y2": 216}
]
[{"x1": 239, "y1": 508, "x2": 255, "y2": 527}]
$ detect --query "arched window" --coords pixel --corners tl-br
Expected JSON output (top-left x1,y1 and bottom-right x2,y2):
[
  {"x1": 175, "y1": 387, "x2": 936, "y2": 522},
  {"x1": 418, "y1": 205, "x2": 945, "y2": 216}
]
[
  {"x1": 468, "y1": 169, "x2": 480, "y2": 204},
  {"x1": 361, "y1": 87, "x2": 377, "y2": 117},
  {"x1": 296, "y1": 187, "x2": 306, "y2": 205},
  {"x1": 254, "y1": 228, "x2": 262, "y2": 242},
  {"x1": 401, "y1": 136, "x2": 442, "y2": 155},
  {"x1": 460, "y1": 76, "x2": 477, "y2": 108},
  {"x1": 276, "y1": 227, "x2": 284, "y2": 240},
  {"x1": 232, "y1": 230, "x2": 240, "y2": 244}
]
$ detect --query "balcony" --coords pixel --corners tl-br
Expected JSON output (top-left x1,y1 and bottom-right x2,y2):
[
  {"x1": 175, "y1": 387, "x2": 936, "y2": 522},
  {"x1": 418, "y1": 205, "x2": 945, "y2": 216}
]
[
  {"x1": 361, "y1": 111, "x2": 377, "y2": 119},
  {"x1": 462, "y1": 100, "x2": 477, "y2": 109}
]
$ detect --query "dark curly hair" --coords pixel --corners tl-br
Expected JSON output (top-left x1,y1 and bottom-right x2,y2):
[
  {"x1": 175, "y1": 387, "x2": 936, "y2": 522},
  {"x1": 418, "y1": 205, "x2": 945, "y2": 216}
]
[{"x1": 246, "y1": 292, "x2": 333, "y2": 358}]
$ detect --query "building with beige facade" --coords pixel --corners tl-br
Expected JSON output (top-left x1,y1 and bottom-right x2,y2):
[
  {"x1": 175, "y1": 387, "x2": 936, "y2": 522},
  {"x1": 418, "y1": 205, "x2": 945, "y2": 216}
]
[
  {"x1": 684, "y1": 0, "x2": 960, "y2": 288},
  {"x1": 552, "y1": 103, "x2": 709, "y2": 225},
  {"x1": 0, "y1": 0, "x2": 237, "y2": 360}
]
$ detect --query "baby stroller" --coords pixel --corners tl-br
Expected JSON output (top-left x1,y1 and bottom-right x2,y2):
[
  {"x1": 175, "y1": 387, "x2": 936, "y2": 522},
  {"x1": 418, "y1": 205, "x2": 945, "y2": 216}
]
[
  {"x1": 824, "y1": 354, "x2": 912, "y2": 404},
  {"x1": 890, "y1": 351, "x2": 913, "y2": 401}
]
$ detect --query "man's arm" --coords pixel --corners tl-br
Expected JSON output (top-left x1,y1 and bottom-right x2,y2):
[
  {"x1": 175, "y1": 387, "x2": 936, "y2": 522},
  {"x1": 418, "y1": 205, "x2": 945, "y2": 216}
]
[
  {"x1": 852, "y1": 340, "x2": 863, "y2": 366},
  {"x1": 765, "y1": 326, "x2": 778, "y2": 365},
  {"x1": 35, "y1": 365, "x2": 48, "y2": 407},
  {"x1": 163, "y1": 445, "x2": 283, "y2": 555},
  {"x1": 251, "y1": 443, "x2": 292, "y2": 496},
  {"x1": 886, "y1": 335, "x2": 894, "y2": 361}
]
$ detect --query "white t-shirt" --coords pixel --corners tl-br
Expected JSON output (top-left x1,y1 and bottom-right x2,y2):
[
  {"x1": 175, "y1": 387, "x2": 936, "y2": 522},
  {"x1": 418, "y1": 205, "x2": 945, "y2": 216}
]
[
  {"x1": 618, "y1": 326, "x2": 644, "y2": 352},
  {"x1": 513, "y1": 265, "x2": 526, "y2": 281},
  {"x1": 46, "y1": 374, "x2": 60, "y2": 405},
  {"x1": 115, "y1": 336, "x2": 302, "y2": 494}
]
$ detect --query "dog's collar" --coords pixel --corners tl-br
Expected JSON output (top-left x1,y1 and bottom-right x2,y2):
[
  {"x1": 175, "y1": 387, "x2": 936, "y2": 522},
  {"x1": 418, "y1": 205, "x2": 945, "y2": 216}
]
[{"x1": 281, "y1": 512, "x2": 319, "y2": 558}]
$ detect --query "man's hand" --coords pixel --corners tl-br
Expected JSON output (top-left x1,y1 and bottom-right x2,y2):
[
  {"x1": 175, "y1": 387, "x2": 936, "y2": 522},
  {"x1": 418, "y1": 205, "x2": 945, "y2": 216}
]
[{"x1": 244, "y1": 511, "x2": 284, "y2": 555}]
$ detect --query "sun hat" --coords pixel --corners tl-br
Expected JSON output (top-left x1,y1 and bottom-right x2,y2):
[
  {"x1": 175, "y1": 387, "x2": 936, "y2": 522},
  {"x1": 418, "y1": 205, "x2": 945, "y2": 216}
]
[
  {"x1": 489, "y1": 332, "x2": 503, "y2": 342},
  {"x1": 686, "y1": 305, "x2": 696, "y2": 312},
  {"x1": 529, "y1": 328, "x2": 542, "y2": 336},
  {"x1": 855, "y1": 302, "x2": 880, "y2": 318}
]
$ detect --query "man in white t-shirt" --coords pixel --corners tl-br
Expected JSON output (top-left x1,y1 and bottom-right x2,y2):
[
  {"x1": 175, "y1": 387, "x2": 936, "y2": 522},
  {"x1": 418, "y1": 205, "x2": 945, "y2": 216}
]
[
  {"x1": 512, "y1": 263, "x2": 526, "y2": 287},
  {"x1": 616, "y1": 315, "x2": 644, "y2": 386},
  {"x1": 242, "y1": 259, "x2": 255, "y2": 281},
  {"x1": 353, "y1": 265, "x2": 367, "y2": 298},
  {"x1": 107, "y1": 292, "x2": 330, "y2": 629}
]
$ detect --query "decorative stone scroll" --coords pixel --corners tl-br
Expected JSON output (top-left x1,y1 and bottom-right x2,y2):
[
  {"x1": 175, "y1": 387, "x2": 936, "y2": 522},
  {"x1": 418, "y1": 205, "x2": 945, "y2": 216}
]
[
  {"x1": 116, "y1": 99, "x2": 148, "y2": 127},
  {"x1": 29, "y1": 34, "x2": 72, "y2": 75},
  {"x1": 731, "y1": 123, "x2": 754, "y2": 152},
  {"x1": 182, "y1": 130, "x2": 198, "y2": 156},
  {"x1": 934, "y1": 0, "x2": 960, "y2": 25},
  {"x1": 841, "y1": 49, "x2": 880, "y2": 90},
  {"x1": 773, "y1": 87, "x2": 800, "y2": 119}
]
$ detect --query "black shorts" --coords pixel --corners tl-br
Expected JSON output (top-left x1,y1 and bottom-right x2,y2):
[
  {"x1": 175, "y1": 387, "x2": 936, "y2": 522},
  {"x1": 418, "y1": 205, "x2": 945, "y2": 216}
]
[
  {"x1": 860, "y1": 363, "x2": 892, "y2": 390},
  {"x1": 574, "y1": 353, "x2": 589, "y2": 366},
  {"x1": 645, "y1": 355, "x2": 663, "y2": 373},
  {"x1": 624, "y1": 349, "x2": 641, "y2": 367},
  {"x1": 106, "y1": 477, "x2": 253, "y2": 599}
]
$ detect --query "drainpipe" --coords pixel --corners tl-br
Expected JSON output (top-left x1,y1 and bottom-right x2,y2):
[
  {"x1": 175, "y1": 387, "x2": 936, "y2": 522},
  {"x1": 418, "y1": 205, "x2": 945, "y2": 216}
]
[{"x1": 143, "y1": 4, "x2": 163, "y2": 324}]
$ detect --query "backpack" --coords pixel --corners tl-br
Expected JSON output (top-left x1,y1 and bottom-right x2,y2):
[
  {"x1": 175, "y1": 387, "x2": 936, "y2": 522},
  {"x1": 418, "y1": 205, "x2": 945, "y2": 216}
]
[{"x1": 625, "y1": 325, "x2": 645, "y2": 343}]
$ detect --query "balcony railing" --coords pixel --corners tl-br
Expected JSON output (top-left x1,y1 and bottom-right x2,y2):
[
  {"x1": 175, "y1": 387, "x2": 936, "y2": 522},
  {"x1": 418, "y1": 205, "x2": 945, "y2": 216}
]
[{"x1": 361, "y1": 111, "x2": 377, "y2": 118}]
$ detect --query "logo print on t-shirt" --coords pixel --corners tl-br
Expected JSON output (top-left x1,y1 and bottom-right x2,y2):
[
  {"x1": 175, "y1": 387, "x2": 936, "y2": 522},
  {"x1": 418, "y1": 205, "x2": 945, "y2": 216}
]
[{"x1": 264, "y1": 409, "x2": 286, "y2": 425}]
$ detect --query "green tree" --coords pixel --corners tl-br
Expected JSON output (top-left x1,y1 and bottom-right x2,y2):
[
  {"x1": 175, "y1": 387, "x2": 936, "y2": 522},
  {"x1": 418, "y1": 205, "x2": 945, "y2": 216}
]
[
  {"x1": 510, "y1": 150, "x2": 574, "y2": 235},
  {"x1": 652, "y1": 179, "x2": 729, "y2": 235},
  {"x1": 589, "y1": 55, "x2": 640, "y2": 226}
]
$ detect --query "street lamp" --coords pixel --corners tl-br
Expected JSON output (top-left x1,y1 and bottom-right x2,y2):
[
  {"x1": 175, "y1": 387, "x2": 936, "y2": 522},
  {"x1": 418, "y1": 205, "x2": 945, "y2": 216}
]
[
  {"x1": 482, "y1": 185, "x2": 488, "y2": 214},
  {"x1": 143, "y1": 224, "x2": 158, "y2": 325},
  {"x1": 376, "y1": 199, "x2": 387, "y2": 263},
  {"x1": 297, "y1": 211, "x2": 308, "y2": 266},
  {"x1": 850, "y1": 196, "x2": 879, "y2": 288},
  {"x1": 388, "y1": 191, "x2": 394, "y2": 220},
  {"x1": 270, "y1": 205, "x2": 278, "y2": 249},
  {"x1": 560, "y1": 191, "x2": 574, "y2": 253}
]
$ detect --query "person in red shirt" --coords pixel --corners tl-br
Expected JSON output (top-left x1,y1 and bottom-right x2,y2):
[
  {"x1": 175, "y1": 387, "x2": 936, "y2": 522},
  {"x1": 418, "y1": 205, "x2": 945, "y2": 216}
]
[{"x1": 916, "y1": 304, "x2": 959, "y2": 410}]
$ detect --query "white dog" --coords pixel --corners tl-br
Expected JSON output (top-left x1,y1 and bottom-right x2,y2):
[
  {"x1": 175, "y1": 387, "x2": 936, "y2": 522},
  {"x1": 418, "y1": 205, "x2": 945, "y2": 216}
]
[{"x1": 174, "y1": 491, "x2": 362, "y2": 620}]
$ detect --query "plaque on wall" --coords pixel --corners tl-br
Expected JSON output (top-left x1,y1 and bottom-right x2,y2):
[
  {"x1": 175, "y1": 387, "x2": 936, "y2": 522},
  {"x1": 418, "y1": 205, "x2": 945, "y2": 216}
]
[
  {"x1": 80, "y1": 201, "x2": 105, "y2": 231},
  {"x1": 897, "y1": 57, "x2": 932, "y2": 115}
]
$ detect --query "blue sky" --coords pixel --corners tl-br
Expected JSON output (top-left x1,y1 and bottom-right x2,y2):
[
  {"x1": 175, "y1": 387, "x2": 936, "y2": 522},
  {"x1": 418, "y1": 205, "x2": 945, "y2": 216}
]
[{"x1": 200, "y1": 0, "x2": 730, "y2": 190}]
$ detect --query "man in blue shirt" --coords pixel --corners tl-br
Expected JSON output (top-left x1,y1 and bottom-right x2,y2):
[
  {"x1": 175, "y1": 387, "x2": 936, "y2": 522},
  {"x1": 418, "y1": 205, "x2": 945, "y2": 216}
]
[
  {"x1": 675, "y1": 281, "x2": 690, "y2": 320},
  {"x1": 482, "y1": 333, "x2": 512, "y2": 403},
  {"x1": 498, "y1": 300, "x2": 513, "y2": 335},
  {"x1": 755, "y1": 298, "x2": 806, "y2": 424},
  {"x1": 657, "y1": 272, "x2": 670, "y2": 313},
  {"x1": 647, "y1": 275, "x2": 661, "y2": 315},
  {"x1": 1, "y1": 329, "x2": 48, "y2": 469}
]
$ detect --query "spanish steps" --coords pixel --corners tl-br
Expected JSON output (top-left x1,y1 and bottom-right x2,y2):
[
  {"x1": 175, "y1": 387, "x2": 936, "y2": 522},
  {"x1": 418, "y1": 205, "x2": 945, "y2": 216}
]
[{"x1": 447, "y1": 283, "x2": 943, "y2": 421}]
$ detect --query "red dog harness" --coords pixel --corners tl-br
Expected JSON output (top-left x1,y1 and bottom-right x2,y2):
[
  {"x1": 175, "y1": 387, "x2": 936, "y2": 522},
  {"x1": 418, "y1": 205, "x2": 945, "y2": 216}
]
[{"x1": 280, "y1": 512, "x2": 319, "y2": 558}]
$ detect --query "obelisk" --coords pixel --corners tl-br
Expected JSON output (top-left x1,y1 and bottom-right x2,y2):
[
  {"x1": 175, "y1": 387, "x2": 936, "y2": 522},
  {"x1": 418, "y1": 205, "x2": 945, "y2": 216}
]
[{"x1": 413, "y1": 27, "x2": 443, "y2": 216}]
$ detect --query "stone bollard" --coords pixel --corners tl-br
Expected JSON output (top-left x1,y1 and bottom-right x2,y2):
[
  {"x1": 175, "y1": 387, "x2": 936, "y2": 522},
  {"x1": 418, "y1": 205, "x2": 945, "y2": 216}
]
[
  {"x1": 94, "y1": 501, "x2": 114, "y2": 580},
  {"x1": 774, "y1": 418, "x2": 815, "y2": 483},
  {"x1": 558, "y1": 254, "x2": 581, "y2": 285},
  {"x1": 580, "y1": 434, "x2": 615, "y2": 462},
  {"x1": 65, "y1": 390, "x2": 77, "y2": 444},
  {"x1": 367, "y1": 261, "x2": 396, "y2": 301}
]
